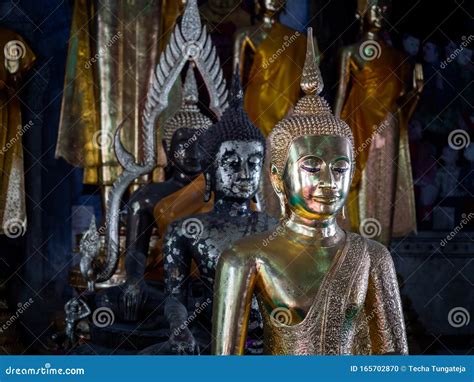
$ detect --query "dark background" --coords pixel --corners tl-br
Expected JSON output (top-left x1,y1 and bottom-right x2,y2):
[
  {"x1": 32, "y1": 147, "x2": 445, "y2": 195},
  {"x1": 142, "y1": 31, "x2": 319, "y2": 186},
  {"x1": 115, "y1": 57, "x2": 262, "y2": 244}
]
[{"x1": 0, "y1": 0, "x2": 472, "y2": 354}]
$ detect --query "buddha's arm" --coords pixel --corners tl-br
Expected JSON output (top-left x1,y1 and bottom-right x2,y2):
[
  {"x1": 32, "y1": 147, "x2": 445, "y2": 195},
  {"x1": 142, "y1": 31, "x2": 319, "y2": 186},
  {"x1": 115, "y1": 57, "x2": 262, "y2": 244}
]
[
  {"x1": 334, "y1": 48, "x2": 352, "y2": 118},
  {"x1": 212, "y1": 246, "x2": 257, "y2": 355},
  {"x1": 397, "y1": 63, "x2": 423, "y2": 122},
  {"x1": 233, "y1": 31, "x2": 255, "y2": 79},
  {"x1": 365, "y1": 246, "x2": 408, "y2": 355},
  {"x1": 163, "y1": 223, "x2": 192, "y2": 329}
]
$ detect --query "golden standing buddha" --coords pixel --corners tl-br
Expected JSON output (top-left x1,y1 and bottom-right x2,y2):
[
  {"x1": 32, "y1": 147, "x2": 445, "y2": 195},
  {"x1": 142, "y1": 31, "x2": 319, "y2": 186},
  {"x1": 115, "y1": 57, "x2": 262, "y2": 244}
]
[
  {"x1": 234, "y1": 0, "x2": 312, "y2": 137},
  {"x1": 0, "y1": 29, "x2": 35, "y2": 235},
  {"x1": 334, "y1": 0, "x2": 423, "y2": 244},
  {"x1": 212, "y1": 29, "x2": 408, "y2": 355}
]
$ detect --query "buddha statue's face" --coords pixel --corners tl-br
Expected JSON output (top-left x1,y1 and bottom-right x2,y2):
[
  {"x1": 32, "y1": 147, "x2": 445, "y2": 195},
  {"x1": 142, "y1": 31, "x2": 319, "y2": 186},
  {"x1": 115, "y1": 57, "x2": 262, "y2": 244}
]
[
  {"x1": 170, "y1": 128, "x2": 203, "y2": 176},
  {"x1": 276, "y1": 135, "x2": 352, "y2": 220},
  {"x1": 256, "y1": 0, "x2": 286, "y2": 13},
  {"x1": 213, "y1": 140, "x2": 264, "y2": 200},
  {"x1": 362, "y1": 5, "x2": 384, "y2": 30}
]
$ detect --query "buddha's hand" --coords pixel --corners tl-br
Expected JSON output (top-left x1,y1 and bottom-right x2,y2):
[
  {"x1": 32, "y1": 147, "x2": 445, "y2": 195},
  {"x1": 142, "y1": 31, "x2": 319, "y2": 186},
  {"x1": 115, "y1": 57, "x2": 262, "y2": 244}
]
[
  {"x1": 119, "y1": 279, "x2": 147, "y2": 321},
  {"x1": 169, "y1": 326, "x2": 200, "y2": 355}
]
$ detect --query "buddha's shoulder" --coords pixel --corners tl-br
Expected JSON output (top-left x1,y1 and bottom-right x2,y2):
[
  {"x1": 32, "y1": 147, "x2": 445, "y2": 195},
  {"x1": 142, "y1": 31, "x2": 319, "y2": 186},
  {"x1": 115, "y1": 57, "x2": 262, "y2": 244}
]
[
  {"x1": 220, "y1": 230, "x2": 275, "y2": 264},
  {"x1": 349, "y1": 233, "x2": 393, "y2": 265}
]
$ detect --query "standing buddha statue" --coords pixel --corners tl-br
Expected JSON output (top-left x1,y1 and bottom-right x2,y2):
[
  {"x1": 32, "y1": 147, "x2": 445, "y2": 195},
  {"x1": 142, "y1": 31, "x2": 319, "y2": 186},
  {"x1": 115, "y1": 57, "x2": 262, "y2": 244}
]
[
  {"x1": 200, "y1": 0, "x2": 251, "y2": 81},
  {"x1": 334, "y1": 0, "x2": 423, "y2": 244},
  {"x1": 0, "y1": 29, "x2": 36, "y2": 235},
  {"x1": 148, "y1": 73, "x2": 277, "y2": 355},
  {"x1": 212, "y1": 29, "x2": 408, "y2": 355},
  {"x1": 234, "y1": 0, "x2": 312, "y2": 137}
]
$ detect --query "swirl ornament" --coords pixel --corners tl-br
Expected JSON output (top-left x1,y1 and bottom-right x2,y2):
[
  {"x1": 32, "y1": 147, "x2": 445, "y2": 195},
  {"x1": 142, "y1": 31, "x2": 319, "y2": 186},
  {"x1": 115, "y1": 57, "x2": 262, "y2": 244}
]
[
  {"x1": 4, "y1": 40, "x2": 26, "y2": 60},
  {"x1": 359, "y1": 218, "x2": 382, "y2": 239},
  {"x1": 447, "y1": 307, "x2": 470, "y2": 328},
  {"x1": 181, "y1": 218, "x2": 204, "y2": 241},
  {"x1": 270, "y1": 307, "x2": 292, "y2": 326},
  {"x1": 92, "y1": 307, "x2": 115, "y2": 328},
  {"x1": 3, "y1": 218, "x2": 26, "y2": 239},
  {"x1": 359, "y1": 40, "x2": 382, "y2": 61},
  {"x1": 448, "y1": 129, "x2": 470, "y2": 150},
  {"x1": 92, "y1": 131, "x2": 114, "y2": 150}
]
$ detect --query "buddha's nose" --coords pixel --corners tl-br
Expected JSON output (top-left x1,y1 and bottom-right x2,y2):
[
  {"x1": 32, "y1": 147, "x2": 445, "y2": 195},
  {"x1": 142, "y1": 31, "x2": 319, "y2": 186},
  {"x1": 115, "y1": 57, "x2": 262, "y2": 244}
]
[{"x1": 319, "y1": 167, "x2": 336, "y2": 189}]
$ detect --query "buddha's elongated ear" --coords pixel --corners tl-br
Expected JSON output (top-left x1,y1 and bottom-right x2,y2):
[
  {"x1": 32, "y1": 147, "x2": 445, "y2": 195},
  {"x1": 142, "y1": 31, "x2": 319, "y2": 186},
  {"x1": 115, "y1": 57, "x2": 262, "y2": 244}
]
[{"x1": 270, "y1": 163, "x2": 283, "y2": 195}]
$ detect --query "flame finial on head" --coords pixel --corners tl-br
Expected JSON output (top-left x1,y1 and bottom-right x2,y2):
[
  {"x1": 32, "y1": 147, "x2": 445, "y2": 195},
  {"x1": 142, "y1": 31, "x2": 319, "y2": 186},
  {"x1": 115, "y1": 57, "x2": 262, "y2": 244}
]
[
  {"x1": 300, "y1": 27, "x2": 323, "y2": 95},
  {"x1": 182, "y1": 63, "x2": 199, "y2": 107}
]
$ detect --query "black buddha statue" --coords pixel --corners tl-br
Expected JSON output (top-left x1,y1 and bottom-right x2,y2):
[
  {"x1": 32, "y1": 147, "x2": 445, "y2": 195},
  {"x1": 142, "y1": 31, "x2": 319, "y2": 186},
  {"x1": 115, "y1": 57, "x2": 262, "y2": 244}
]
[
  {"x1": 141, "y1": 72, "x2": 278, "y2": 355},
  {"x1": 95, "y1": 66, "x2": 213, "y2": 325}
]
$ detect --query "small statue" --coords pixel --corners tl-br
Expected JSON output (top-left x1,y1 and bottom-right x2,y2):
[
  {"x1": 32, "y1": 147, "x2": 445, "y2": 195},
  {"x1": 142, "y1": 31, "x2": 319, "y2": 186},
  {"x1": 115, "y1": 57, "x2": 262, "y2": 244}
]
[
  {"x1": 64, "y1": 298, "x2": 91, "y2": 349},
  {"x1": 212, "y1": 28, "x2": 408, "y2": 355},
  {"x1": 146, "y1": 72, "x2": 278, "y2": 355},
  {"x1": 334, "y1": 0, "x2": 423, "y2": 244}
]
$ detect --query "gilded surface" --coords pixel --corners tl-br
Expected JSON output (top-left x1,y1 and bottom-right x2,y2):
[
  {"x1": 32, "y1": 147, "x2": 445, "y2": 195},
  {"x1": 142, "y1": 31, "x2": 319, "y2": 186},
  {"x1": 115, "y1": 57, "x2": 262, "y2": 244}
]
[
  {"x1": 56, "y1": 0, "x2": 162, "y2": 186},
  {"x1": 243, "y1": 23, "x2": 307, "y2": 137},
  {"x1": 0, "y1": 29, "x2": 36, "y2": 234},
  {"x1": 212, "y1": 30, "x2": 407, "y2": 355}
]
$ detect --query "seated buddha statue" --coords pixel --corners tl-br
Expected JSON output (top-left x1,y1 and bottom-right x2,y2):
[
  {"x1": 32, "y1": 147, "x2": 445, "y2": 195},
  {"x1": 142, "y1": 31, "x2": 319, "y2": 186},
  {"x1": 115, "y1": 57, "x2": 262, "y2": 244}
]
[
  {"x1": 142, "y1": 73, "x2": 278, "y2": 355},
  {"x1": 212, "y1": 29, "x2": 408, "y2": 355},
  {"x1": 95, "y1": 65, "x2": 213, "y2": 323},
  {"x1": 334, "y1": 0, "x2": 423, "y2": 244}
]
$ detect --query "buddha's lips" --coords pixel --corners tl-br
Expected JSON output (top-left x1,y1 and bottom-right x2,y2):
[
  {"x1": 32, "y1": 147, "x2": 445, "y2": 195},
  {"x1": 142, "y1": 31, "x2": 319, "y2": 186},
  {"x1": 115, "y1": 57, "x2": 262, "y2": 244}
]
[{"x1": 310, "y1": 193, "x2": 341, "y2": 204}]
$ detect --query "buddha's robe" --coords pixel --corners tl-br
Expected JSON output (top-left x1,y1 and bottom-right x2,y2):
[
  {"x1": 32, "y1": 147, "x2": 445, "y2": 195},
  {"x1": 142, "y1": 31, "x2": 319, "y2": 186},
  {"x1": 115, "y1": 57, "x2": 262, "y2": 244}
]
[
  {"x1": 0, "y1": 29, "x2": 36, "y2": 235},
  {"x1": 244, "y1": 23, "x2": 306, "y2": 137},
  {"x1": 341, "y1": 42, "x2": 416, "y2": 244}
]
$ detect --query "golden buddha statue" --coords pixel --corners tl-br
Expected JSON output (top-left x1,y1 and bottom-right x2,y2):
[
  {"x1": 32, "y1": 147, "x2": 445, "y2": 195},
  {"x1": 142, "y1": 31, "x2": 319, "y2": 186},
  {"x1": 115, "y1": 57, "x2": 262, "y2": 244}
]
[
  {"x1": 212, "y1": 29, "x2": 408, "y2": 355},
  {"x1": 0, "y1": 29, "x2": 35, "y2": 235},
  {"x1": 56, "y1": 0, "x2": 166, "y2": 204},
  {"x1": 334, "y1": 0, "x2": 423, "y2": 244},
  {"x1": 234, "y1": 0, "x2": 312, "y2": 137}
]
